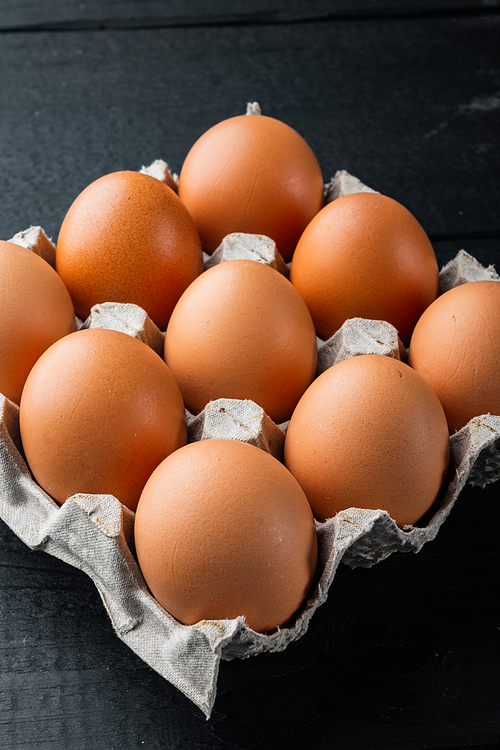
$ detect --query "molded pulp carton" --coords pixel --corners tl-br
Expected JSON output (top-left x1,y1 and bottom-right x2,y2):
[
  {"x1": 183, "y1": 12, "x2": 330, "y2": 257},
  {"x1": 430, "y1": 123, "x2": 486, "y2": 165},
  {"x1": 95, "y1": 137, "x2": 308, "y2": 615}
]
[{"x1": 1, "y1": 170, "x2": 499, "y2": 717}]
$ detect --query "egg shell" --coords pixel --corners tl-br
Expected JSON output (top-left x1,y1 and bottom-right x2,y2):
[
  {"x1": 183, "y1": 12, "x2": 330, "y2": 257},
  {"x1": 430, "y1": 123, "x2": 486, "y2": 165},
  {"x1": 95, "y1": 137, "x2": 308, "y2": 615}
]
[
  {"x1": 56, "y1": 170, "x2": 204, "y2": 330},
  {"x1": 3, "y1": 170, "x2": 500, "y2": 718},
  {"x1": 19, "y1": 327, "x2": 187, "y2": 511},
  {"x1": 164, "y1": 258, "x2": 318, "y2": 424},
  {"x1": 134, "y1": 438, "x2": 318, "y2": 634},
  {"x1": 408, "y1": 279, "x2": 500, "y2": 434},
  {"x1": 0, "y1": 240, "x2": 76, "y2": 404},
  {"x1": 177, "y1": 113, "x2": 324, "y2": 261},
  {"x1": 284, "y1": 354, "x2": 450, "y2": 527},
  {"x1": 289, "y1": 192, "x2": 439, "y2": 345},
  {"x1": 2, "y1": 242, "x2": 500, "y2": 718}
]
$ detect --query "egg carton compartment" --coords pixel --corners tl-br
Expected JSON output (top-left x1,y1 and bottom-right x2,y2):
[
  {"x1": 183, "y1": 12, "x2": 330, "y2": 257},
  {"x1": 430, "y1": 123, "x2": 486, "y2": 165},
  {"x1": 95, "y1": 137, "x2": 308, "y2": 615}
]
[{"x1": 2, "y1": 181, "x2": 500, "y2": 718}]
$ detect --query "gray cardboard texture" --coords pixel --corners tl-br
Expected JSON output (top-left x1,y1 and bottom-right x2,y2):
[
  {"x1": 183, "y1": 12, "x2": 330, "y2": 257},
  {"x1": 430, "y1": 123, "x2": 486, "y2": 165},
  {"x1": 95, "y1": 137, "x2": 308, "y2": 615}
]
[{"x1": 2, "y1": 179, "x2": 500, "y2": 717}]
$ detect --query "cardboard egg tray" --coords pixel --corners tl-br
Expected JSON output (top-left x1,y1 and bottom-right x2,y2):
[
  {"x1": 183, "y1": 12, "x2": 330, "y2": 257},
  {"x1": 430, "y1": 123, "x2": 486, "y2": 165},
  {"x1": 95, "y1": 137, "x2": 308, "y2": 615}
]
[{"x1": 1, "y1": 171, "x2": 499, "y2": 718}]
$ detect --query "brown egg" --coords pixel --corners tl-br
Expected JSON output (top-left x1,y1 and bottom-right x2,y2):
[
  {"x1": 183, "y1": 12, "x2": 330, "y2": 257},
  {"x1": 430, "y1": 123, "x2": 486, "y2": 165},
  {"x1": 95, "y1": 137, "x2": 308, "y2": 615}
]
[
  {"x1": 289, "y1": 192, "x2": 439, "y2": 345},
  {"x1": 19, "y1": 328, "x2": 187, "y2": 511},
  {"x1": 177, "y1": 114, "x2": 324, "y2": 261},
  {"x1": 56, "y1": 170, "x2": 203, "y2": 330},
  {"x1": 408, "y1": 280, "x2": 500, "y2": 434},
  {"x1": 0, "y1": 240, "x2": 76, "y2": 404},
  {"x1": 164, "y1": 259, "x2": 318, "y2": 424},
  {"x1": 284, "y1": 355, "x2": 450, "y2": 527},
  {"x1": 134, "y1": 439, "x2": 318, "y2": 633}
]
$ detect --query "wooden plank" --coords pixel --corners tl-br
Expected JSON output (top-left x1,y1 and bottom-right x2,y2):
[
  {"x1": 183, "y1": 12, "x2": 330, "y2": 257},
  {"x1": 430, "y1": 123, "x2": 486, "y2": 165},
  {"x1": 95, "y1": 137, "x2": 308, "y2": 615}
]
[
  {"x1": 0, "y1": 1, "x2": 499, "y2": 31},
  {"x1": 0, "y1": 480, "x2": 498, "y2": 747},
  {"x1": 0, "y1": 16, "x2": 499, "y2": 247},
  {"x1": 0, "y1": 7, "x2": 499, "y2": 749}
]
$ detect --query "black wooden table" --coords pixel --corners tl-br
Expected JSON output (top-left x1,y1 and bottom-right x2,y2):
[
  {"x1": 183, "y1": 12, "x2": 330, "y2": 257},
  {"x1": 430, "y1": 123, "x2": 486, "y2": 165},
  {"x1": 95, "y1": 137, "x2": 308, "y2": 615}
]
[{"x1": 1, "y1": 2, "x2": 499, "y2": 748}]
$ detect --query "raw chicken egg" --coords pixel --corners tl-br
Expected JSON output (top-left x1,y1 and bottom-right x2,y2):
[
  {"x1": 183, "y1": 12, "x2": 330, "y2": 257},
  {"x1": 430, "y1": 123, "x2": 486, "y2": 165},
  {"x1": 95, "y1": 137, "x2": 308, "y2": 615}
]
[
  {"x1": 284, "y1": 354, "x2": 450, "y2": 527},
  {"x1": 19, "y1": 328, "x2": 187, "y2": 511},
  {"x1": 0, "y1": 240, "x2": 76, "y2": 404},
  {"x1": 290, "y1": 192, "x2": 439, "y2": 344},
  {"x1": 177, "y1": 113, "x2": 324, "y2": 261},
  {"x1": 164, "y1": 259, "x2": 318, "y2": 424},
  {"x1": 134, "y1": 439, "x2": 318, "y2": 633},
  {"x1": 408, "y1": 279, "x2": 500, "y2": 433},
  {"x1": 56, "y1": 170, "x2": 203, "y2": 330}
]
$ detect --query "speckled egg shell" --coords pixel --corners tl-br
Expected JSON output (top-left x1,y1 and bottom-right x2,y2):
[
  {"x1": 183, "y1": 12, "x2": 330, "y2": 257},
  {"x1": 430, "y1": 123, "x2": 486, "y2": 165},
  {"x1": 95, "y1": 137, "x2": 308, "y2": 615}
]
[
  {"x1": 177, "y1": 114, "x2": 324, "y2": 261},
  {"x1": 56, "y1": 170, "x2": 204, "y2": 330},
  {"x1": 134, "y1": 438, "x2": 318, "y2": 633},
  {"x1": 284, "y1": 354, "x2": 450, "y2": 527},
  {"x1": 289, "y1": 192, "x2": 439, "y2": 345},
  {"x1": 164, "y1": 259, "x2": 318, "y2": 424},
  {"x1": 0, "y1": 240, "x2": 76, "y2": 404},
  {"x1": 19, "y1": 328, "x2": 187, "y2": 511},
  {"x1": 408, "y1": 279, "x2": 500, "y2": 434}
]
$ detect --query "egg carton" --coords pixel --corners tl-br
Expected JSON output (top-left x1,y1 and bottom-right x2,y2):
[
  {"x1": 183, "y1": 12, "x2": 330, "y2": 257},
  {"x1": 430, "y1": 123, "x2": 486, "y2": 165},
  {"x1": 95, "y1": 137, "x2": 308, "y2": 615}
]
[{"x1": 1, "y1": 185, "x2": 500, "y2": 718}]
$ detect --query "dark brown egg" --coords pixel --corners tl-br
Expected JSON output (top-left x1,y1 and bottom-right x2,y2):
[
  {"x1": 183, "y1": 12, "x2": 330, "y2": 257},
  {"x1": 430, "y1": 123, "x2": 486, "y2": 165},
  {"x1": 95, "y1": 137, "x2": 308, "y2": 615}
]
[{"x1": 56, "y1": 170, "x2": 203, "y2": 330}]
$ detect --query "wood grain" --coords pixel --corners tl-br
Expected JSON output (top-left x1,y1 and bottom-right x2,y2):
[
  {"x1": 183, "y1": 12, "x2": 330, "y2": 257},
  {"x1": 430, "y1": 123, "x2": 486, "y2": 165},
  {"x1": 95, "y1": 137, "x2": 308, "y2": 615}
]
[
  {"x1": 0, "y1": 16, "x2": 499, "y2": 247},
  {"x1": 1, "y1": 0, "x2": 499, "y2": 31},
  {"x1": 0, "y1": 3, "x2": 499, "y2": 747},
  {"x1": 1, "y1": 481, "x2": 498, "y2": 748}
]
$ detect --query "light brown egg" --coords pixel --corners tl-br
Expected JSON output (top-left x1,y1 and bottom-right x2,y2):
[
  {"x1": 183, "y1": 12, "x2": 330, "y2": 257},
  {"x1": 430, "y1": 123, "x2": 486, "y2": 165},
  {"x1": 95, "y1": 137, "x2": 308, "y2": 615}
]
[
  {"x1": 284, "y1": 354, "x2": 450, "y2": 527},
  {"x1": 177, "y1": 114, "x2": 324, "y2": 261},
  {"x1": 164, "y1": 259, "x2": 318, "y2": 424},
  {"x1": 134, "y1": 439, "x2": 318, "y2": 633},
  {"x1": 289, "y1": 192, "x2": 439, "y2": 345},
  {"x1": 0, "y1": 240, "x2": 76, "y2": 404},
  {"x1": 19, "y1": 328, "x2": 187, "y2": 512},
  {"x1": 408, "y1": 280, "x2": 500, "y2": 434},
  {"x1": 56, "y1": 170, "x2": 204, "y2": 330}
]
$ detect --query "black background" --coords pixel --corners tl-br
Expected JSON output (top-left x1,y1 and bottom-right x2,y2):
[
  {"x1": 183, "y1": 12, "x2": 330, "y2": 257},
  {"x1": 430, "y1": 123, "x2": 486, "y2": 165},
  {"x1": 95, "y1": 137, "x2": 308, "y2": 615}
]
[{"x1": 0, "y1": 2, "x2": 499, "y2": 748}]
